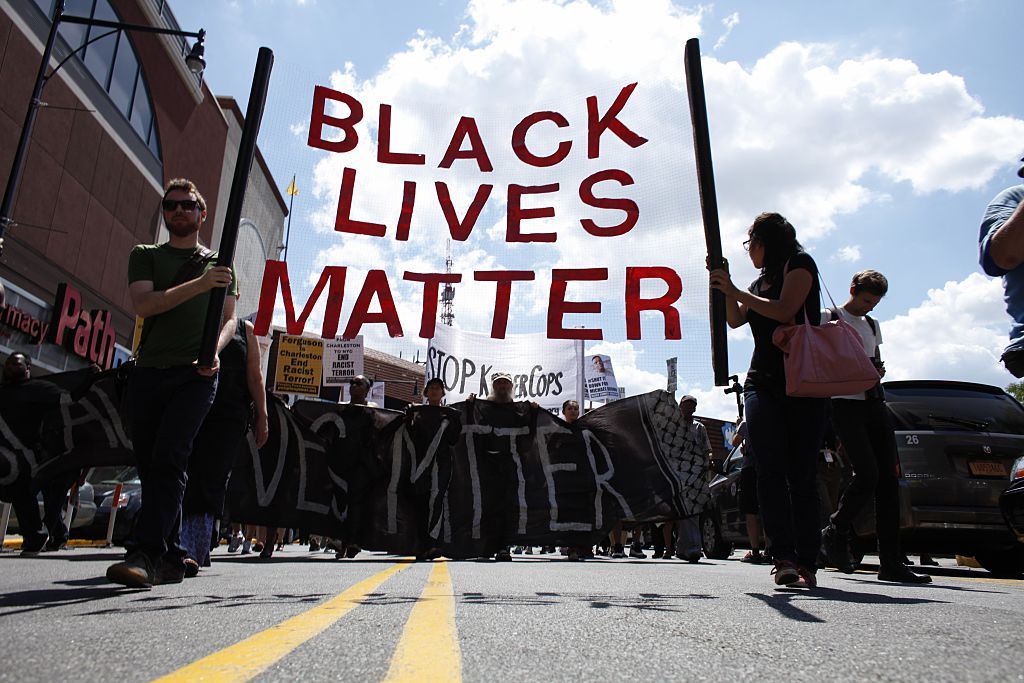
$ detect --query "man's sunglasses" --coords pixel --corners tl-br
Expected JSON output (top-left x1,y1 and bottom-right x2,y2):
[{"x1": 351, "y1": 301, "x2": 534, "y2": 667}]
[{"x1": 161, "y1": 198, "x2": 201, "y2": 212}]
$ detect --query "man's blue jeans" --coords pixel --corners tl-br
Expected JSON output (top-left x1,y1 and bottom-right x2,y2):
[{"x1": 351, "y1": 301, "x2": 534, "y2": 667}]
[{"x1": 125, "y1": 366, "x2": 217, "y2": 563}]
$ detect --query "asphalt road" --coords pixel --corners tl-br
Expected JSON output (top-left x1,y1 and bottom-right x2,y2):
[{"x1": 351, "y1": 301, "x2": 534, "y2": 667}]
[{"x1": 0, "y1": 545, "x2": 1021, "y2": 682}]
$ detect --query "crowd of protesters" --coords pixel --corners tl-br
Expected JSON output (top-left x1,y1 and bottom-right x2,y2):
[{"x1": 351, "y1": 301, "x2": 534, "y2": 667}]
[{"x1": 12, "y1": 170, "x2": 1015, "y2": 590}]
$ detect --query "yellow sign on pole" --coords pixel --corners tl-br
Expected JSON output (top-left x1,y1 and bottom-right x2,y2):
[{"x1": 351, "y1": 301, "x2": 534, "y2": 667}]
[{"x1": 274, "y1": 334, "x2": 323, "y2": 395}]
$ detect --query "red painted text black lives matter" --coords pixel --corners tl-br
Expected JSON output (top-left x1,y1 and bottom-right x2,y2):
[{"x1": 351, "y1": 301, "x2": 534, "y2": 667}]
[{"x1": 254, "y1": 83, "x2": 685, "y2": 341}]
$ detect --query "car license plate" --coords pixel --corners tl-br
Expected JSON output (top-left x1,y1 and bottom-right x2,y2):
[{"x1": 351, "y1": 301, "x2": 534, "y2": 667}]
[{"x1": 968, "y1": 461, "x2": 1008, "y2": 477}]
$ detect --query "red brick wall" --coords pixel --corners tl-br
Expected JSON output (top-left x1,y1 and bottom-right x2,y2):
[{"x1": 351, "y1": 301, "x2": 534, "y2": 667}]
[{"x1": 0, "y1": 2, "x2": 228, "y2": 345}]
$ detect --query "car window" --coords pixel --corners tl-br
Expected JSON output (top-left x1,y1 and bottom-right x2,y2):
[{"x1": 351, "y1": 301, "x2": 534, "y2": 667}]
[
  {"x1": 885, "y1": 386, "x2": 1024, "y2": 434},
  {"x1": 726, "y1": 447, "x2": 744, "y2": 473}
]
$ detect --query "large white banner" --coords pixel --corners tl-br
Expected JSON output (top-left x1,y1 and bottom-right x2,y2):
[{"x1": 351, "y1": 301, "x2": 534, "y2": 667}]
[
  {"x1": 426, "y1": 326, "x2": 581, "y2": 410},
  {"x1": 585, "y1": 354, "x2": 620, "y2": 401}
]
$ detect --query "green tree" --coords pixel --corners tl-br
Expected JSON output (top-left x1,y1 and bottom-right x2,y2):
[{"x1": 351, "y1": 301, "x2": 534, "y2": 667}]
[{"x1": 1007, "y1": 382, "x2": 1024, "y2": 403}]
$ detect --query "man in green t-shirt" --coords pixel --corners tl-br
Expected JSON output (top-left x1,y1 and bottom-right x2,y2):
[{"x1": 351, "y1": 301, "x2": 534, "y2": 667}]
[{"x1": 107, "y1": 178, "x2": 238, "y2": 589}]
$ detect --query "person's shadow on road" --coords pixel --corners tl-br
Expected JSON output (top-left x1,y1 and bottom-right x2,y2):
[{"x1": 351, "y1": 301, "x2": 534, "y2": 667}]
[
  {"x1": 0, "y1": 576, "x2": 133, "y2": 618},
  {"x1": 746, "y1": 586, "x2": 949, "y2": 623}
]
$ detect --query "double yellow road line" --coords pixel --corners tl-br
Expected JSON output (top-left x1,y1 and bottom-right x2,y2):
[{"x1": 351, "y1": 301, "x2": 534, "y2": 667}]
[{"x1": 156, "y1": 561, "x2": 461, "y2": 682}]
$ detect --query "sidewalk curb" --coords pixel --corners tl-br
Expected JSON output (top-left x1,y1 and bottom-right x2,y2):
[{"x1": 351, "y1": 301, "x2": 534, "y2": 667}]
[{"x1": 2, "y1": 538, "x2": 113, "y2": 550}]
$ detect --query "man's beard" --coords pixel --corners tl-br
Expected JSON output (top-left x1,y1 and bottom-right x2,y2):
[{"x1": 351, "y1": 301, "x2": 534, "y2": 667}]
[{"x1": 167, "y1": 220, "x2": 199, "y2": 238}]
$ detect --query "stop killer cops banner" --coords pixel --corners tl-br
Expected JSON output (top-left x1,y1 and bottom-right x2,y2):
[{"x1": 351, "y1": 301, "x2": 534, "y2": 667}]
[
  {"x1": 228, "y1": 389, "x2": 711, "y2": 557},
  {"x1": 425, "y1": 325, "x2": 580, "y2": 410}
]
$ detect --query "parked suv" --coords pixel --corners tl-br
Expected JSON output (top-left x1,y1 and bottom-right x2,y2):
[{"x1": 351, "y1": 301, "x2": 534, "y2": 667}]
[
  {"x1": 702, "y1": 380, "x2": 1024, "y2": 577},
  {"x1": 868, "y1": 380, "x2": 1024, "y2": 577}
]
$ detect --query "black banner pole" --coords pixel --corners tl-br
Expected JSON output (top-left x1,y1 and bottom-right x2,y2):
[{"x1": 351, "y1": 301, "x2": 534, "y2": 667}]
[
  {"x1": 198, "y1": 47, "x2": 274, "y2": 367},
  {"x1": 684, "y1": 38, "x2": 729, "y2": 387}
]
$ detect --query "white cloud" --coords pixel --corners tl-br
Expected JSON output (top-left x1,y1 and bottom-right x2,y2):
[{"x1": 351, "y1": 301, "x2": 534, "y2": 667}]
[
  {"x1": 835, "y1": 245, "x2": 862, "y2": 263},
  {"x1": 880, "y1": 272, "x2": 1012, "y2": 387},
  {"x1": 584, "y1": 340, "x2": 666, "y2": 396},
  {"x1": 260, "y1": 0, "x2": 1024, "y2": 391},
  {"x1": 714, "y1": 12, "x2": 740, "y2": 51}
]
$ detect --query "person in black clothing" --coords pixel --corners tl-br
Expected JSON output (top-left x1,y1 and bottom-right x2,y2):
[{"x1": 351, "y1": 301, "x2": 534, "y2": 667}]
[
  {"x1": 818, "y1": 270, "x2": 931, "y2": 584},
  {"x1": 180, "y1": 319, "x2": 269, "y2": 574},
  {"x1": 0, "y1": 353, "x2": 82, "y2": 556},
  {"x1": 406, "y1": 378, "x2": 460, "y2": 561},
  {"x1": 710, "y1": 212, "x2": 829, "y2": 588}
]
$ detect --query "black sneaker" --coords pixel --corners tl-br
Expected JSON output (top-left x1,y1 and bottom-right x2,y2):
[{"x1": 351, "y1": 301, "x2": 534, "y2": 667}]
[
  {"x1": 42, "y1": 537, "x2": 67, "y2": 552},
  {"x1": 878, "y1": 565, "x2": 933, "y2": 584},
  {"x1": 772, "y1": 560, "x2": 800, "y2": 586},
  {"x1": 652, "y1": 548, "x2": 664, "y2": 559},
  {"x1": 610, "y1": 544, "x2": 626, "y2": 559},
  {"x1": 629, "y1": 545, "x2": 647, "y2": 559},
  {"x1": 495, "y1": 547, "x2": 512, "y2": 562},
  {"x1": 820, "y1": 525, "x2": 855, "y2": 574},
  {"x1": 106, "y1": 552, "x2": 155, "y2": 588},
  {"x1": 155, "y1": 557, "x2": 186, "y2": 585}
]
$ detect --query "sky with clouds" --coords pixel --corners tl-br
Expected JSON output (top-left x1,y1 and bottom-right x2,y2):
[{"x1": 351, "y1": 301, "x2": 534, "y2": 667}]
[{"x1": 170, "y1": 0, "x2": 1024, "y2": 419}]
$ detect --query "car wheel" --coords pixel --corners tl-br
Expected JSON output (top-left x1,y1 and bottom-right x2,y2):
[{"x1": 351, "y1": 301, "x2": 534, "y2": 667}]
[
  {"x1": 701, "y1": 511, "x2": 733, "y2": 560},
  {"x1": 975, "y1": 547, "x2": 1024, "y2": 578}
]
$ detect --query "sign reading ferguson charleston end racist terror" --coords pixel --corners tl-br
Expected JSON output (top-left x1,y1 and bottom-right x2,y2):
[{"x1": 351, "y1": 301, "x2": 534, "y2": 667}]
[{"x1": 252, "y1": 83, "x2": 686, "y2": 343}]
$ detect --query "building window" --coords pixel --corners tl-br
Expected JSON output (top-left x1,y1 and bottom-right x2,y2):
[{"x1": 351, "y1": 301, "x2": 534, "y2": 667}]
[{"x1": 33, "y1": 0, "x2": 162, "y2": 160}]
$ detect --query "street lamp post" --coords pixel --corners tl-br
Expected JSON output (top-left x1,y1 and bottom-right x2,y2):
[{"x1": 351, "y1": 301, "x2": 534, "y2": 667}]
[{"x1": 0, "y1": 0, "x2": 206, "y2": 252}]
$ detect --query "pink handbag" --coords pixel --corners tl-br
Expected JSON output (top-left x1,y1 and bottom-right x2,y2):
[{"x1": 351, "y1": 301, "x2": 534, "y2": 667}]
[{"x1": 771, "y1": 268, "x2": 881, "y2": 398}]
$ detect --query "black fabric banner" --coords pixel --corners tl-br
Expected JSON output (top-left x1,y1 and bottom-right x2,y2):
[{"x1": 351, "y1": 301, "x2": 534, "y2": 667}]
[
  {"x1": 1, "y1": 374, "x2": 711, "y2": 558},
  {"x1": 0, "y1": 369, "x2": 133, "y2": 500},
  {"x1": 229, "y1": 389, "x2": 711, "y2": 557}
]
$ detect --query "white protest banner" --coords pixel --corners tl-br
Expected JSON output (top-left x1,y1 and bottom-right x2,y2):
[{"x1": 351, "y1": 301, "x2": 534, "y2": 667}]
[
  {"x1": 666, "y1": 357, "x2": 678, "y2": 393},
  {"x1": 341, "y1": 381, "x2": 386, "y2": 406},
  {"x1": 426, "y1": 326, "x2": 580, "y2": 410},
  {"x1": 585, "y1": 354, "x2": 620, "y2": 401},
  {"x1": 323, "y1": 336, "x2": 364, "y2": 386}
]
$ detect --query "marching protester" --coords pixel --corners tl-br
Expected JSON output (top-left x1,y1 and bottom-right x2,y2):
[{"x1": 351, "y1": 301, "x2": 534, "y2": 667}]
[
  {"x1": 180, "y1": 318, "x2": 270, "y2": 573},
  {"x1": 709, "y1": 212, "x2": 828, "y2": 587},
  {"x1": 669, "y1": 395, "x2": 711, "y2": 563},
  {"x1": 349, "y1": 375, "x2": 379, "y2": 407},
  {"x1": 818, "y1": 270, "x2": 931, "y2": 583},
  {"x1": 405, "y1": 378, "x2": 460, "y2": 561},
  {"x1": 333, "y1": 374, "x2": 380, "y2": 559},
  {"x1": 733, "y1": 419, "x2": 765, "y2": 564},
  {"x1": 979, "y1": 155, "x2": 1024, "y2": 376},
  {"x1": 561, "y1": 399, "x2": 590, "y2": 562},
  {"x1": 468, "y1": 372, "x2": 520, "y2": 561},
  {"x1": 0, "y1": 353, "x2": 85, "y2": 555},
  {"x1": 106, "y1": 179, "x2": 238, "y2": 589}
]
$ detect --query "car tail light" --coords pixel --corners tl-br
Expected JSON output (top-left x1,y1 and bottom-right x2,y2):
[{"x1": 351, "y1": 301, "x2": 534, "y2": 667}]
[
  {"x1": 1012, "y1": 456, "x2": 1024, "y2": 481},
  {"x1": 894, "y1": 449, "x2": 903, "y2": 478}
]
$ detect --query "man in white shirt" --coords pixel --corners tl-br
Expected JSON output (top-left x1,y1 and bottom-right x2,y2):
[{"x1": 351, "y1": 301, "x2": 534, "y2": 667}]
[{"x1": 819, "y1": 270, "x2": 930, "y2": 584}]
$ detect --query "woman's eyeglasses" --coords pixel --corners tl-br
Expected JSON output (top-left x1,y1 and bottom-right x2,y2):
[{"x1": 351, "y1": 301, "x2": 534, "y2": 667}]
[{"x1": 743, "y1": 238, "x2": 752, "y2": 252}]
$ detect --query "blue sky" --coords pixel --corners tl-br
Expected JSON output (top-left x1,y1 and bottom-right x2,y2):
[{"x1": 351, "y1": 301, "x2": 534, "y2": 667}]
[{"x1": 169, "y1": 0, "x2": 1024, "y2": 417}]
